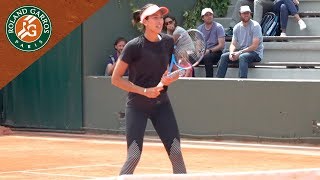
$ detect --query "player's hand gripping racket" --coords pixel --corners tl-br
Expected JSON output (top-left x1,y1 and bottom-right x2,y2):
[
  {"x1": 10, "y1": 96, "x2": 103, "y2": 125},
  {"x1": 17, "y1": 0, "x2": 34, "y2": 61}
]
[{"x1": 158, "y1": 29, "x2": 206, "y2": 86}]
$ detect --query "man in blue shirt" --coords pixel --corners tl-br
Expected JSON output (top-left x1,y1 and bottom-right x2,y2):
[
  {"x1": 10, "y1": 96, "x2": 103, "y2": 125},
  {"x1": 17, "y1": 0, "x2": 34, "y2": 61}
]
[{"x1": 197, "y1": 8, "x2": 225, "y2": 77}]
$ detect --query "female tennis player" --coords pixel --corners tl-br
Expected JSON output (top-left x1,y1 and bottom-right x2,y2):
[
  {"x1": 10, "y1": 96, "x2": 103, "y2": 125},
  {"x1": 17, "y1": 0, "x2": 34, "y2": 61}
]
[{"x1": 111, "y1": 3, "x2": 187, "y2": 175}]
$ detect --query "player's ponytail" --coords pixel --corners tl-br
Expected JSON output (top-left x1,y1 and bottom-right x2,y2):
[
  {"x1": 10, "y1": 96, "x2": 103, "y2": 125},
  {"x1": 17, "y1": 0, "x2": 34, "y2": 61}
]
[
  {"x1": 132, "y1": 10, "x2": 142, "y2": 26},
  {"x1": 131, "y1": 4, "x2": 156, "y2": 30}
]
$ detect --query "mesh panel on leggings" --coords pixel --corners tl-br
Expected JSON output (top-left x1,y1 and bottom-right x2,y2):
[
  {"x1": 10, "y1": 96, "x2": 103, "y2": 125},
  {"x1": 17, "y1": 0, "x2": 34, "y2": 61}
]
[
  {"x1": 119, "y1": 140, "x2": 141, "y2": 175},
  {"x1": 169, "y1": 138, "x2": 187, "y2": 174}
]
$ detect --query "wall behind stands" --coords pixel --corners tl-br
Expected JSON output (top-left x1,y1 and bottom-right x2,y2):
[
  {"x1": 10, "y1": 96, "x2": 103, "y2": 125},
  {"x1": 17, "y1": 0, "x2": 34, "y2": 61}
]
[
  {"x1": 82, "y1": 0, "x2": 196, "y2": 76},
  {"x1": 2, "y1": 27, "x2": 83, "y2": 130},
  {"x1": 82, "y1": 1, "x2": 320, "y2": 142},
  {"x1": 84, "y1": 77, "x2": 320, "y2": 141}
]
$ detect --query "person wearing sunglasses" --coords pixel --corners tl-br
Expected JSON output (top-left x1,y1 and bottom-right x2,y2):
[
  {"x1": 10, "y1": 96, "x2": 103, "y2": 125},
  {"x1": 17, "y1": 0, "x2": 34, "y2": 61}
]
[
  {"x1": 163, "y1": 15, "x2": 184, "y2": 42},
  {"x1": 163, "y1": 15, "x2": 195, "y2": 77}
]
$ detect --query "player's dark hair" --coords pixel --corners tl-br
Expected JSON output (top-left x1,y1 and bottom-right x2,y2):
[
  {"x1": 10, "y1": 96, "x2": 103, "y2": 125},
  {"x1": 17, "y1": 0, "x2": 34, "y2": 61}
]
[{"x1": 132, "y1": 4, "x2": 155, "y2": 31}]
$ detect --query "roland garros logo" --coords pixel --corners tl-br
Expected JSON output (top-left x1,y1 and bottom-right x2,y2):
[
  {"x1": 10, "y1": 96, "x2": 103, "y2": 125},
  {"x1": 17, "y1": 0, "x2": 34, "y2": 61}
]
[{"x1": 5, "y1": 6, "x2": 52, "y2": 52}]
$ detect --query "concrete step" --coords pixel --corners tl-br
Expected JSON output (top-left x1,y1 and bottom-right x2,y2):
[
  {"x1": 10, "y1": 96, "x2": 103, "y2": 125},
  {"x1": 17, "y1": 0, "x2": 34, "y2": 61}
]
[
  {"x1": 215, "y1": 17, "x2": 320, "y2": 36},
  {"x1": 299, "y1": 0, "x2": 320, "y2": 12},
  {"x1": 223, "y1": 41, "x2": 320, "y2": 63},
  {"x1": 287, "y1": 17, "x2": 320, "y2": 36},
  {"x1": 194, "y1": 67, "x2": 320, "y2": 79},
  {"x1": 263, "y1": 41, "x2": 320, "y2": 62},
  {"x1": 226, "y1": 0, "x2": 320, "y2": 15},
  {"x1": 215, "y1": 17, "x2": 233, "y2": 28}
]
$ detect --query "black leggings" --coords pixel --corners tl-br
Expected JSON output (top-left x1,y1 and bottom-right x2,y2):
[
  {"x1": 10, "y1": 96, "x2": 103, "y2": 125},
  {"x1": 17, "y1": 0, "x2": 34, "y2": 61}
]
[{"x1": 119, "y1": 101, "x2": 187, "y2": 175}]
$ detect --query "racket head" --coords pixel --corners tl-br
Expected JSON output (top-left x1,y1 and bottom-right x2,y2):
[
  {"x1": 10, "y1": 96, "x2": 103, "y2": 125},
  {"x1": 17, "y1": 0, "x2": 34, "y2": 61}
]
[
  {"x1": 170, "y1": 29, "x2": 206, "y2": 77},
  {"x1": 175, "y1": 29, "x2": 206, "y2": 66}
]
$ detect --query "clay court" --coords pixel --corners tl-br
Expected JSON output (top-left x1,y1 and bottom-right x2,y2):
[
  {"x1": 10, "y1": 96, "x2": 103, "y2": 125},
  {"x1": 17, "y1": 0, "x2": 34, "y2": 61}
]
[{"x1": 1, "y1": 131, "x2": 320, "y2": 179}]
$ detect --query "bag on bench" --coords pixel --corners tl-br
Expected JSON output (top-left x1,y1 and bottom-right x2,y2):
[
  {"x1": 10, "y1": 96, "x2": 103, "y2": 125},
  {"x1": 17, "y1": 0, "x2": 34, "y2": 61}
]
[{"x1": 260, "y1": 12, "x2": 280, "y2": 36}]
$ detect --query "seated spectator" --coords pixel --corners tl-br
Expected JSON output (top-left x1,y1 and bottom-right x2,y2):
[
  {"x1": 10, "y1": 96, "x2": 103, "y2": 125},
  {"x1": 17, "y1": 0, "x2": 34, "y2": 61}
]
[
  {"x1": 274, "y1": 0, "x2": 306, "y2": 37},
  {"x1": 216, "y1": 6, "x2": 263, "y2": 78},
  {"x1": 227, "y1": 0, "x2": 254, "y2": 36},
  {"x1": 163, "y1": 15, "x2": 194, "y2": 77},
  {"x1": 197, "y1": 8, "x2": 225, "y2": 77},
  {"x1": 228, "y1": 0, "x2": 275, "y2": 35},
  {"x1": 105, "y1": 37, "x2": 128, "y2": 76}
]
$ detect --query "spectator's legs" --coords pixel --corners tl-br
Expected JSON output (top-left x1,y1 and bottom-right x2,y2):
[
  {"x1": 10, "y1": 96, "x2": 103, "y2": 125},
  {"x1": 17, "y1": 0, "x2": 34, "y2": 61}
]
[
  {"x1": 281, "y1": 0, "x2": 298, "y2": 15},
  {"x1": 274, "y1": 0, "x2": 305, "y2": 31},
  {"x1": 254, "y1": 0, "x2": 274, "y2": 23},
  {"x1": 202, "y1": 51, "x2": 222, "y2": 77},
  {"x1": 279, "y1": 4, "x2": 289, "y2": 33},
  {"x1": 274, "y1": 1, "x2": 289, "y2": 34},
  {"x1": 279, "y1": 0, "x2": 306, "y2": 30},
  {"x1": 216, "y1": 52, "x2": 231, "y2": 78},
  {"x1": 238, "y1": 52, "x2": 261, "y2": 78}
]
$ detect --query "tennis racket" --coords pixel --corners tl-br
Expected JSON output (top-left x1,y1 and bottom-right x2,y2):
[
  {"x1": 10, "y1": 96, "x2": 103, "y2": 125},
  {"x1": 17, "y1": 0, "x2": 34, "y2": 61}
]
[{"x1": 167, "y1": 29, "x2": 206, "y2": 77}]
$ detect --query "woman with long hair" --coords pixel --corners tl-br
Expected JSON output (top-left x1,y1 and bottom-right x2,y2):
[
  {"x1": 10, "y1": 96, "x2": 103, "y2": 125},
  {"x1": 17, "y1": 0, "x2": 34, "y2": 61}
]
[{"x1": 111, "y1": 3, "x2": 187, "y2": 175}]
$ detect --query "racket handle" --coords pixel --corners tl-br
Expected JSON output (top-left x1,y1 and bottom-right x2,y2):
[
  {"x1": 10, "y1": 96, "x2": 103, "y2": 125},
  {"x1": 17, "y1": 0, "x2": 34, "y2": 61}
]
[
  {"x1": 157, "y1": 81, "x2": 164, "y2": 87},
  {"x1": 168, "y1": 69, "x2": 186, "y2": 77}
]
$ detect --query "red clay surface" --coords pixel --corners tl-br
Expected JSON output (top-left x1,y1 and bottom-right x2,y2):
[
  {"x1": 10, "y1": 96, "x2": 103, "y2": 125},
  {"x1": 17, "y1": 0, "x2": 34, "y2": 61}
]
[{"x1": 0, "y1": 132, "x2": 320, "y2": 179}]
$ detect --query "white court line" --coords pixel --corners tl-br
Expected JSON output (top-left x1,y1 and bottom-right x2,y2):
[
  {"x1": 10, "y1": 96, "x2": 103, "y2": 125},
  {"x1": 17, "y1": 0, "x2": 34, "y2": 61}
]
[
  {"x1": 10, "y1": 134, "x2": 320, "y2": 151},
  {"x1": 0, "y1": 163, "x2": 119, "y2": 174},
  {"x1": 11, "y1": 132, "x2": 320, "y2": 151},
  {"x1": 0, "y1": 163, "x2": 173, "y2": 175},
  {"x1": 9, "y1": 135, "x2": 320, "y2": 156},
  {"x1": 20, "y1": 171, "x2": 99, "y2": 178},
  {"x1": 2, "y1": 163, "x2": 320, "y2": 179},
  {"x1": 199, "y1": 167, "x2": 320, "y2": 175},
  {"x1": 104, "y1": 168, "x2": 320, "y2": 180}
]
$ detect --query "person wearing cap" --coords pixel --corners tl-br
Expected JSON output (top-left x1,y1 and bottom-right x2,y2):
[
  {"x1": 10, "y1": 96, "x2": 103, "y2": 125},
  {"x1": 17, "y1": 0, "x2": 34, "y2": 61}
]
[
  {"x1": 228, "y1": 0, "x2": 254, "y2": 33},
  {"x1": 111, "y1": 3, "x2": 187, "y2": 175},
  {"x1": 197, "y1": 8, "x2": 225, "y2": 77},
  {"x1": 216, "y1": 5, "x2": 264, "y2": 78}
]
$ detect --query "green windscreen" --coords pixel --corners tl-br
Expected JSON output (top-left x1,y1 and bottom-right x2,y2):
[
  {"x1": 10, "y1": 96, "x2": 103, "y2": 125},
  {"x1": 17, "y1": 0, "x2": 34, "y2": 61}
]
[{"x1": 2, "y1": 26, "x2": 83, "y2": 130}]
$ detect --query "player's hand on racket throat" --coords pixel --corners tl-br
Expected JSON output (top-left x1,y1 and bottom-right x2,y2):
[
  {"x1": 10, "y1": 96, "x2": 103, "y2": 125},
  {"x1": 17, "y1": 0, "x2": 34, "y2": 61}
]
[{"x1": 158, "y1": 70, "x2": 179, "y2": 87}]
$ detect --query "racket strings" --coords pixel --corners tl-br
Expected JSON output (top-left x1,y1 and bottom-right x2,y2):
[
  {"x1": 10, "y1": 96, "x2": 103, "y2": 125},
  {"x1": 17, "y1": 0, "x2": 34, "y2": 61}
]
[
  {"x1": 168, "y1": 29, "x2": 206, "y2": 77},
  {"x1": 174, "y1": 31, "x2": 206, "y2": 66}
]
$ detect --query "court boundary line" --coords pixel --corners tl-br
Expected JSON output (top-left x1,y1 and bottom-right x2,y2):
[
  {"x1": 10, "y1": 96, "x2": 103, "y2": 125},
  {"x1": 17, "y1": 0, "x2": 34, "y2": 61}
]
[
  {"x1": 7, "y1": 135, "x2": 320, "y2": 156},
  {"x1": 19, "y1": 171, "x2": 100, "y2": 178},
  {"x1": 105, "y1": 168, "x2": 320, "y2": 179},
  {"x1": 2, "y1": 163, "x2": 320, "y2": 179},
  {"x1": 11, "y1": 131, "x2": 320, "y2": 151},
  {"x1": 0, "y1": 163, "x2": 174, "y2": 175}
]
